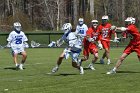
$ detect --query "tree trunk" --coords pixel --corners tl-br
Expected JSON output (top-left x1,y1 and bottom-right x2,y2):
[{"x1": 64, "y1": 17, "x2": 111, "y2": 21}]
[
  {"x1": 73, "y1": 0, "x2": 78, "y2": 27},
  {"x1": 89, "y1": 0, "x2": 94, "y2": 18},
  {"x1": 122, "y1": 0, "x2": 125, "y2": 25}
]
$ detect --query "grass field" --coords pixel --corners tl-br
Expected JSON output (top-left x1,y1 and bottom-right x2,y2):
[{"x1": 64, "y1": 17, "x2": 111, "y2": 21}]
[{"x1": 0, "y1": 48, "x2": 140, "y2": 93}]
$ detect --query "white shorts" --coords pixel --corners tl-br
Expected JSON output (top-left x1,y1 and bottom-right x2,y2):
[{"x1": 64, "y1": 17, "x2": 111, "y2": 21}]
[
  {"x1": 11, "y1": 46, "x2": 25, "y2": 54},
  {"x1": 70, "y1": 52, "x2": 81, "y2": 63},
  {"x1": 63, "y1": 48, "x2": 81, "y2": 63}
]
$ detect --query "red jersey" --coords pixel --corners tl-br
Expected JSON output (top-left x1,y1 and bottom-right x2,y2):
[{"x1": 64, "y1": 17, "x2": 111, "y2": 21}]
[
  {"x1": 98, "y1": 23, "x2": 115, "y2": 41},
  {"x1": 127, "y1": 24, "x2": 140, "y2": 45},
  {"x1": 83, "y1": 27, "x2": 100, "y2": 56}
]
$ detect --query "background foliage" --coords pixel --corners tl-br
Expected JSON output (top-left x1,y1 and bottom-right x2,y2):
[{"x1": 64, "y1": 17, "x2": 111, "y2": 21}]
[{"x1": 0, "y1": 0, "x2": 140, "y2": 31}]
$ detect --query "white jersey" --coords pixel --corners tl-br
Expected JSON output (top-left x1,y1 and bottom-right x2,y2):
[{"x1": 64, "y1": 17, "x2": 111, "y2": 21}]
[
  {"x1": 61, "y1": 31, "x2": 82, "y2": 62},
  {"x1": 61, "y1": 31, "x2": 82, "y2": 53},
  {"x1": 75, "y1": 24, "x2": 88, "y2": 37},
  {"x1": 7, "y1": 31, "x2": 28, "y2": 48}
]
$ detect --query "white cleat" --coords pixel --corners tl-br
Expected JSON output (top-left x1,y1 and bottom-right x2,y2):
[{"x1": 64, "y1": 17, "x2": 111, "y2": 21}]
[
  {"x1": 106, "y1": 70, "x2": 116, "y2": 74},
  {"x1": 107, "y1": 61, "x2": 111, "y2": 65},
  {"x1": 88, "y1": 64, "x2": 95, "y2": 70},
  {"x1": 51, "y1": 66, "x2": 59, "y2": 73},
  {"x1": 100, "y1": 59, "x2": 104, "y2": 64},
  {"x1": 19, "y1": 65, "x2": 23, "y2": 70},
  {"x1": 79, "y1": 66, "x2": 84, "y2": 75}
]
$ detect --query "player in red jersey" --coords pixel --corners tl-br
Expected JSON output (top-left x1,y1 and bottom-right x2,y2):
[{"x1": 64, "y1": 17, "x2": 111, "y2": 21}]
[
  {"x1": 78, "y1": 20, "x2": 103, "y2": 70},
  {"x1": 107, "y1": 17, "x2": 140, "y2": 74},
  {"x1": 98, "y1": 15, "x2": 118, "y2": 65}
]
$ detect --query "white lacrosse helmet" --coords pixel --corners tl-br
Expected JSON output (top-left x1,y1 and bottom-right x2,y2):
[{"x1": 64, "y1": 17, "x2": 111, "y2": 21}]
[
  {"x1": 61, "y1": 23, "x2": 72, "y2": 34},
  {"x1": 102, "y1": 15, "x2": 109, "y2": 24},
  {"x1": 78, "y1": 18, "x2": 84, "y2": 25},
  {"x1": 131, "y1": 17, "x2": 135, "y2": 24},
  {"x1": 91, "y1": 20, "x2": 98, "y2": 28},
  {"x1": 102, "y1": 15, "x2": 109, "y2": 20},
  {"x1": 13, "y1": 22, "x2": 22, "y2": 32}
]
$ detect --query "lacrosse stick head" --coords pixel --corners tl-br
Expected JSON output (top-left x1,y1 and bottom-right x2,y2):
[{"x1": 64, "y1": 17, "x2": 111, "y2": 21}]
[{"x1": 31, "y1": 40, "x2": 40, "y2": 48}]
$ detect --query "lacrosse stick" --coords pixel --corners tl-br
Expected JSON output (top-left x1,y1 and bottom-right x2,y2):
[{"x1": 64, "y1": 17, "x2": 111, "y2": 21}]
[{"x1": 30, "y1": 40, "x2": 41, "y2": 48}]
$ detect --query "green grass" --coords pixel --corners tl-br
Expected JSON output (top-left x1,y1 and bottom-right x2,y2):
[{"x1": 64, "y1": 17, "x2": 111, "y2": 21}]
[{"x1": 0, "y1": 48, "x2": 140, "y2": 93}]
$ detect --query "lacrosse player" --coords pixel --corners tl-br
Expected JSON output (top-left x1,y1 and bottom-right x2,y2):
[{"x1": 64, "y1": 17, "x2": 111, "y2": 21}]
[
  {"x1": 78, "y1": 20, "x2": 102, "y2": 70},
  {"x1": 7, "y1": 22, "x2": 28, "y2": 70},
  {"x1": 75, "y1": 18, "x2": 88, "y2": 40},
  {"x1": 107, "y1": 17, "x2": 140, "y2": 74},
  {"x1": 98, "y1": 15, "x2": 118, "y2": 65},
  {"x1": 50, "y1": 23, "x2": 84, "y2": 74}
]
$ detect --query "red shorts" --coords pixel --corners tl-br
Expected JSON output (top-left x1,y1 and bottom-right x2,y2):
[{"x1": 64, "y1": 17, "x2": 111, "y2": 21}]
[
  {"x1": 101, "y1": 40, "x2": 110, "y2": 49},
  {"x1": 83, "y1": 43, "x2": 98, "y2": 56},
  {"x1": 124, "y1": 43, "x2": 140, "y2": 57}
]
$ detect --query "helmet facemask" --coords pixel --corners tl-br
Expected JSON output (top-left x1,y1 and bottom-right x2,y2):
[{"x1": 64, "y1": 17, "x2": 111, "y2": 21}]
[
  {"x1": 92, "y1": 22, "x2": 98, "y2": 29},
  {"x1": 13, "y1": 22, "x2": 22, "y2": 33},
  {"x1": 78, "y1": 18, "x2": 84, "y2": 26},
  {"x1": 91, "y1": 20, "x2": 98, "y2": 29}
]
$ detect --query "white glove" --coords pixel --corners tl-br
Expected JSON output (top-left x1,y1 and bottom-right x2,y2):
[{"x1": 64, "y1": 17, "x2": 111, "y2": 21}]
[
  {"x1": 6, "y1": 42, "x2": 11, "y2": 48},
  {"x1": 64, "y1": 49, "x2": 71, "y2": 59},
  {"x1": 110, "y1": 25, "x2": 116, "y2": 30},
  {"x1": 98, "y1": 43, "x2": 103, "y2": 50},
  {"x1": 113, "y1": 37, "x2": 119, "y2": 43},
  {"x1": 120, "y1": 27, "x2": 127, "y2": 31},
  {"x1": 24, "y1": 42, "x2": 29, "y2": 48},
  {"x1": 88, "y1": 38, "x2": 94, "y2": 42},
  {"x1": 48, "y1": 41, "x2": 56, "y2": 47}
]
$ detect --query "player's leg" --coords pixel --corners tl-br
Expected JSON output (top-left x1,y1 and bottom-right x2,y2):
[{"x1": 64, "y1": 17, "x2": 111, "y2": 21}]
[
  {"x1": 88, "y1": 48, "x2": 98, "y2": 70},
  {"x1": 13, "y1": 53, "x2": 19, "y2": 67},
  {"x1": 100, "y1": 41, "x2": 111, "y2": 64},
  {"x1": 51, "y1": 51, "x2": 65, "y2": 73},
  {"x1": 104, "y1": 48, "x2": 111, "y2": 65},
  {"x1": 100, "y1": 41, "x2": 106, "y2": 64},
  {"x1": 107, "y1": 53, "x2": 128, "y2": 74},
  {"x1": 12, "y1": 50, "x2": 19, "y2": 68},
  {"x1": 134, "y1": 44, "x2": 140, "y2": 62},
  {"x1": 78, "y1": 49, "x2": 89, "y2": 66},
  {"x1": 72, "y1": 52, "x2": 84, "y2": 74},
  {"x1": 19, "y1": 51, "x2": 27, "y2": 70}
]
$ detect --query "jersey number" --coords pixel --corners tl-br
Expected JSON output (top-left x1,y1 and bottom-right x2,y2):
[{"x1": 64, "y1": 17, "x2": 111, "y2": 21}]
[
  {"x1": 15, "y1": 38, "x2": 22, "y2": 44},
  {"x1": 79, "y1": 30, "x2": 84, "y2": 34}
]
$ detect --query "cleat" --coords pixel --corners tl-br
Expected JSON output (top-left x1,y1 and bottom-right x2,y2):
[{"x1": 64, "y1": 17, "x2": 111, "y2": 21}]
[
  {"x1": 100, "y1": 59, "x2": 104, "y2": 64},
  {"x1": 51, "y1": 66, "x2": 59, "y2": 73},
  {"x1": 15, "y1": 64, "x2": 20, "y2": 70},
  {"x1": 106, "y1": 70, "x2": 116, "y2": 74},
  {"x1": 107, "y1": 61, "x2": 111, "y2": 65},
  {"x1": 88, "y1": 64, "x2": 95, "y2": 70},
  {"x1": 79, "y1": 66, "x2": 84, "y2": 74},
  {"x1": 19, "y1": 64, "x2": 23, "y2": 70}
]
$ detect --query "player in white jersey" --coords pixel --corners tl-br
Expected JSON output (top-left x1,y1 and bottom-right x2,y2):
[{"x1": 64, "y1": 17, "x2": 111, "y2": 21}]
[
  {"x1": 7, "y1": 22, "x2": 28, "y2": 70},
  {"x1": 75, "y1": 18, "x2": 88, "y2": 38},
  {"x1": 50, "y1": 23, "x2": 84, "y2": 74}
]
